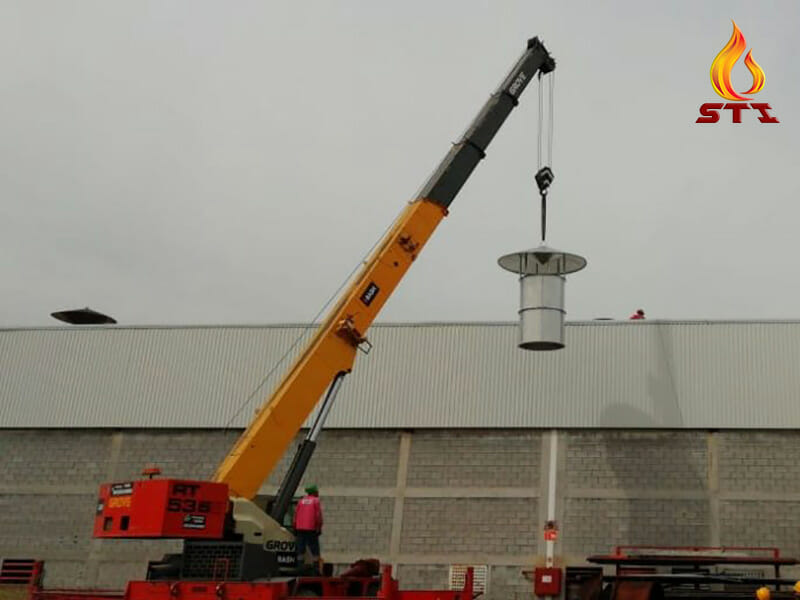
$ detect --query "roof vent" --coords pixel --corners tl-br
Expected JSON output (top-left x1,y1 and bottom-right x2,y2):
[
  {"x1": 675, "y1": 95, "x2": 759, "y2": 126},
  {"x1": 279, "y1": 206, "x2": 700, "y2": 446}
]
[{"x1": 51, "y1": 307, "x2": 117, "y2": 325}]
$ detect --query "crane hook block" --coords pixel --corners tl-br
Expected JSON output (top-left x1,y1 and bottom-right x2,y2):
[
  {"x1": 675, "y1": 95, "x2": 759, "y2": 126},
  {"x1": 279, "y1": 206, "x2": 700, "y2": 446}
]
[{"x1": 535, "y1": 167, "x2": 554, "y2": 195}]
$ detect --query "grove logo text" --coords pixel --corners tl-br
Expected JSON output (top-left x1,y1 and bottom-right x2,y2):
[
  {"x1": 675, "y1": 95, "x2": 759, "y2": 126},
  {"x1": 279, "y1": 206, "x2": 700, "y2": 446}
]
[{"x1": 696, "y1": 21, "x2": 779, "y2": 124}]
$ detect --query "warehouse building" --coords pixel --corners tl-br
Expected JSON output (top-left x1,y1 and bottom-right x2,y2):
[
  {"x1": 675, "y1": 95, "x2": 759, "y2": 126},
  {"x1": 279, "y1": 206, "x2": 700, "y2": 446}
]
[{"x1": 2, "y1": 320, "x2": 800, "y2": 597}]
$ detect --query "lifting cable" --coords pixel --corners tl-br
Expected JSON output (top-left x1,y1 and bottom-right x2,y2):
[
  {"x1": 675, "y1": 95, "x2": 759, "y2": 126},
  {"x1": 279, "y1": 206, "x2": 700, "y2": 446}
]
[
  {"x1": 535, "y1": 70, "x2": 555, "y2": 242},
  {"x1": 221, "y1": 203, "x2": 408, "y2": 433}
]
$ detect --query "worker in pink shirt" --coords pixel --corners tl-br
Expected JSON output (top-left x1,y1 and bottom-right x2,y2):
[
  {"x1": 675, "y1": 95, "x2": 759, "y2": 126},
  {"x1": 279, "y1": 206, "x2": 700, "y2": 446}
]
[
  {"x1": 293, "y1": 484, "x2": 323, "y2": 573},
  {"x1": 629, "y1": 309, "x2": 645, "y2": 320}
]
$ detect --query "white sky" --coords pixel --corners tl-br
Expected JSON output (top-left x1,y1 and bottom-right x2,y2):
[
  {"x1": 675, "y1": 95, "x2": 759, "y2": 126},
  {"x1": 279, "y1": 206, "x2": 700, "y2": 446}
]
[{"x1": 2, "y1": 1, "x2": 798, "y2": 327}]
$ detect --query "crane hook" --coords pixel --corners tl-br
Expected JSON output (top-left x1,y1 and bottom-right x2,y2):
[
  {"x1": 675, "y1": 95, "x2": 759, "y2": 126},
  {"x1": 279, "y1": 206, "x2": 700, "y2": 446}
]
[{"x1": 535, "y1": 166, "x2": 554, "y2": 242}]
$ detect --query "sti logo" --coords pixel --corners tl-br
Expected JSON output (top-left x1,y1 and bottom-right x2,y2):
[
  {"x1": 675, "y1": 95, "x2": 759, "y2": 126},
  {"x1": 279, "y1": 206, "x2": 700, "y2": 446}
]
[{"x1": 696, "y1": 21, "x2": 779, "y2": 124}]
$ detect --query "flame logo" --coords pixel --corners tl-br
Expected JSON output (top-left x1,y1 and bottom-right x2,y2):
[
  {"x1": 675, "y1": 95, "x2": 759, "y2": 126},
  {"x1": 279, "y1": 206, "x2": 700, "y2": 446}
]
[{"x1": 710, "y1": 21, "x2": 766, "y2": 101}]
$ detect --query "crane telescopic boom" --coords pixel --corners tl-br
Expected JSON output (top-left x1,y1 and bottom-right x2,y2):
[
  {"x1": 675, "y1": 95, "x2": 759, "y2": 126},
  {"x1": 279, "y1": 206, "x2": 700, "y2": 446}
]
[{"x1": 212, "y1": 37, "x2": 555, "y2": 501}]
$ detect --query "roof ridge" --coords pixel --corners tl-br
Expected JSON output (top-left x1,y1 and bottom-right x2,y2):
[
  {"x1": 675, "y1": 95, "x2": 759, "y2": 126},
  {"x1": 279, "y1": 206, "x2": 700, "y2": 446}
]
[{"x1": 3, "y1": 319, "x2": 800, "y2": 332}]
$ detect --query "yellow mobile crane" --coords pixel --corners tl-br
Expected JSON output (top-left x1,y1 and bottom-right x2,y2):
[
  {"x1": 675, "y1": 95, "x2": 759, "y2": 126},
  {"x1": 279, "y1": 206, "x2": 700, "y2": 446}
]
[{"x1": 93, "y1": 36, "x2": 556, "y2": 591}]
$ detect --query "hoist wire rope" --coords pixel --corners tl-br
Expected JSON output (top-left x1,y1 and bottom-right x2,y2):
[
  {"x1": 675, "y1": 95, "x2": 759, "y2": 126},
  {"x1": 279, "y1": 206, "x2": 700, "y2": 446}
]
[
  {"x1": 537, "y1": 72, "x2": 544, "y2": 171},
  {"x1": 548, "y1": 71, "x2": 555, "y2": 167},
  {"x1": 537, "y1": 71, "x2": 555, "y2": 242}
]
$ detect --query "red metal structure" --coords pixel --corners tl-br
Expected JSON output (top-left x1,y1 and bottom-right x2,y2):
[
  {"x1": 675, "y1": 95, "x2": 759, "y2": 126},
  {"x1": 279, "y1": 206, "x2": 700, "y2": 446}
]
[
  {"x1": 0, "y1": 560, "x2": 119, "y2": 600},
  {"x1": 590, "y1": 545, "x2": 796, "y2": 582},
  {"x1": 132, "y1": 565, "x2": 475, "y2": 600},
  {"x1": 8, "y1": 564, "x2": 473, "y2": 600},
  {"x1": 0, "y1": 559, "x2": 42, "y2": 586},
  {"x1": 580, "y1": 546, "x2": 800, "y2": 600}
]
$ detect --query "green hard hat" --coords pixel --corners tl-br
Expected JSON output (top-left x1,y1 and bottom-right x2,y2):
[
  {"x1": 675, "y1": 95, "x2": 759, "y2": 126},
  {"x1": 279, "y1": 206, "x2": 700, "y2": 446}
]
[{"x1": 305, "y1": 484, "x2": 318, "y2": 494}]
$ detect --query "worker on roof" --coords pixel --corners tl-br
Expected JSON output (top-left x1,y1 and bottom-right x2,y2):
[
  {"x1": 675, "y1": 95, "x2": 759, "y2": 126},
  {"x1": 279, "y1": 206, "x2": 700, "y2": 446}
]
[
  {"x1": 629, "y1": 309, "x2": 645, "y2": 320},
  {"x1": 293, "y1": 484, "x2": 323, "y2": 574}
]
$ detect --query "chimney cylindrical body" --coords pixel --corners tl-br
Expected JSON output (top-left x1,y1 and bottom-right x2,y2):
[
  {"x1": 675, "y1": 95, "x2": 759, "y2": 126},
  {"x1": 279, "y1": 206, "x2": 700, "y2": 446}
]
[{"x1": 518, "y1": 274, "x2": 565, "y2": 350}]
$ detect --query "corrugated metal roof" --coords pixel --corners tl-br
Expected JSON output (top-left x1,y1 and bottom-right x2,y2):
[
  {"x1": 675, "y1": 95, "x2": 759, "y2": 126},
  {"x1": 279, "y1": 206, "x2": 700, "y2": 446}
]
[{"x1": 1, "y1": 320, "x2": 799, "y2": 429}]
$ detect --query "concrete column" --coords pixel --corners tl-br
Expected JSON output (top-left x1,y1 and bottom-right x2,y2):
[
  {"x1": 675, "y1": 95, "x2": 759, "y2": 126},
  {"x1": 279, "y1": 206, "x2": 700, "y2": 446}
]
[
  {"x1": 86, "y1": 431, "x2": 124, "y2": 586},
  {"x1": 536, "y1": 431, "x2": 552, "y2": 562},
  {"x1": 707, "y1": 431, "x2": 720, "y2": 546},
  {"x1": 538, "y1": 430, "x2": 567, "y2": 567},
  {"x1": 389, "y1": 431, "x2": 412, "y2": 566}
]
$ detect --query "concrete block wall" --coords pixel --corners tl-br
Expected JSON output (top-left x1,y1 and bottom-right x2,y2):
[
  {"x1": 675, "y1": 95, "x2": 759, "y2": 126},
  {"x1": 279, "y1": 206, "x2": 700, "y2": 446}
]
[
  {"x1": 565, "y1": 431, "x2": 708, "y2": 491},
  {"x1": 394, "y1": 565, "x2": 449, "y2": 590},
  {"x1": 717, "y1": 432, "x2": 800, "y2": 559},
  {"x1": 562, "y1": 497, "x2": 710, "y2": 555},
  {"x1": 267, "y1": 430, "x2": 401, "y2": 489},
  {"x1": 3, "y1": 428, "x2": 800, "y2": 597},
  {"x1": 400, "y1": 498, "x2": 538, "y2": 555},
  {"x1": 562, "y1": 431, "x2": 711, "y2": 559},
  {"x1": 560, "y1": 430, "x2": 800, "y2": 582},
  {"x1": 0, "y1": 430, "x2": 114, "y2": 585},
  {"x1": 406, "y1": 431, "x2": 539, "y2": 488},
  {"x1": 321, "y1": 497, "x2": 395, "y2": 554},
  {"x1": 113, "y1": 430, "x2": 241, "y2": 481}
]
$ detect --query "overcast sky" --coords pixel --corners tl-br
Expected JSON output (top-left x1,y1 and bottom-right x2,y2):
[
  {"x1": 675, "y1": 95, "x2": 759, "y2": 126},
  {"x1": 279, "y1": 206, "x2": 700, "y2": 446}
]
[{"x1": 2, "y1": 1, "x2": 798, "y2": 327}]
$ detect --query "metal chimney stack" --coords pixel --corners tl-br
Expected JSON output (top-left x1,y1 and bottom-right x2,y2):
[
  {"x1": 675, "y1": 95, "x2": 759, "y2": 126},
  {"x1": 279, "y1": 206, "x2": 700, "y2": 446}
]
[{"x1": 498, "y1": 245, "x2": 587, "y2": 351}]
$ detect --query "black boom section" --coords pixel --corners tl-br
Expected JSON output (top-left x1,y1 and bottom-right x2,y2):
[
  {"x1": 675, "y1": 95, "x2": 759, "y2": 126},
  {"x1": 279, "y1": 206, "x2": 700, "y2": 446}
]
[
  {"x1": 417, "y1": 37, "x2": 555, "y2": 209},
  {"x1": 268, "y1": 439, "x2": 317, "y2": 524}
]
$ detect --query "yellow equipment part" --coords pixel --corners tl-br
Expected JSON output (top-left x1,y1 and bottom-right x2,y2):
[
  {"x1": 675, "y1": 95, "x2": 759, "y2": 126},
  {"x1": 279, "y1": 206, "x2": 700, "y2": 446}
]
[
  {"x1": 213, "y1": 199, "x2": 446, "y2": 499},
  {"x1": 212, "y1": 36, "x2": 555, "y2": 502}
]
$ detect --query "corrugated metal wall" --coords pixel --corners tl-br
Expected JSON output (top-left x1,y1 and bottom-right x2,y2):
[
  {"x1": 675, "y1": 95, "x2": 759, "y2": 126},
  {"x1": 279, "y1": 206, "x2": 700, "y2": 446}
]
[{"x1": 1, "y1": 320, "x2": 799, "y2": 429}]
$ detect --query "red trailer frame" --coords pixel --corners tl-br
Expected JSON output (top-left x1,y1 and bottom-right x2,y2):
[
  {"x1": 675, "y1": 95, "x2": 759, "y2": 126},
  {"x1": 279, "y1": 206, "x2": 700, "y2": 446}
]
[{"x1": 12, "y1": 563, "x2": 476, "y2": 600}]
